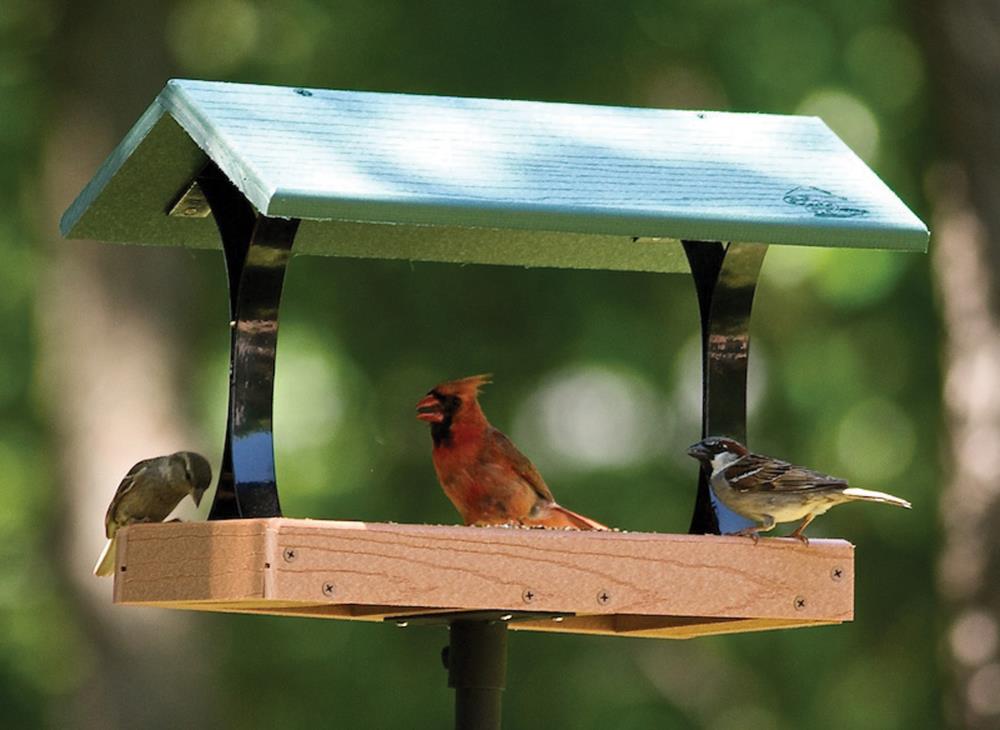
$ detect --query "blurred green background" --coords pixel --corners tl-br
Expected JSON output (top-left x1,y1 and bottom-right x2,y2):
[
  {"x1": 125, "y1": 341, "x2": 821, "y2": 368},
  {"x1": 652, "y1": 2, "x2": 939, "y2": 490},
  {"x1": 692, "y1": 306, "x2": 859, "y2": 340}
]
[{"x1": 1, "y1": 0, "x2": 991, "y2": 728}]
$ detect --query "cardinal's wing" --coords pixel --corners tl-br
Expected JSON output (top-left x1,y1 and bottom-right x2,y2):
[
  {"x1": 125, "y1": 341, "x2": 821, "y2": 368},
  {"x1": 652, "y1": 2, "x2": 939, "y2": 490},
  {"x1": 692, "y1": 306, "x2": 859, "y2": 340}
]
[{"x1": 482, "y1": 428, "x2": 556, "y2": 503}]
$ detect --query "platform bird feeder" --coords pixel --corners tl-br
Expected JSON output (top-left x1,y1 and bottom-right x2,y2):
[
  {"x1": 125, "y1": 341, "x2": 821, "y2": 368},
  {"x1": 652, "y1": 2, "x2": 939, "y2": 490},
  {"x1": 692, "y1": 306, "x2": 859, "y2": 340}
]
[{"x1": 62, "y1": 80, "x2": 928, "y2": 728}]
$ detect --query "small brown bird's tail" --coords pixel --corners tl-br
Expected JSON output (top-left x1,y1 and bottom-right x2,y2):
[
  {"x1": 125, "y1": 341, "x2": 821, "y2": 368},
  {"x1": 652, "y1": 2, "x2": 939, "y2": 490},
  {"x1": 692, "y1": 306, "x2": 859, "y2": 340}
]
[
  {"x1": 94, "y1": 537, "x2": 117, "y2": 577},
  {"x1": 545, "y1": 504, "x2": 611, "y2": 531},
  {"x1": 842, "y1": 487, "x2": 911, "y2": 509}
]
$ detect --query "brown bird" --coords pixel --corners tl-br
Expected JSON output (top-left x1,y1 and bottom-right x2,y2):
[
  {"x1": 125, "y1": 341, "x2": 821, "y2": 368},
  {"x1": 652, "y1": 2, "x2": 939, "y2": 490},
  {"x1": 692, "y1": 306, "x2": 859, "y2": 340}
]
[
  {"x1": 416, "y1": 374, "x2": 608, "y2": 530},
  {"x1": 687, "y1": 436, "x2": 911, "y2": 543},
  {"x1": 93, "y1": 451, "x2": 213, "y2": 577}
]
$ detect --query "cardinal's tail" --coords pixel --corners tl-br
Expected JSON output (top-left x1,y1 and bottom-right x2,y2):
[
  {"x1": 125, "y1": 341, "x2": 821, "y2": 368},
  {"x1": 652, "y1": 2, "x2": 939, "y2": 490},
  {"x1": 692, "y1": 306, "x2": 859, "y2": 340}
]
[
  {"x1": 841, "y1": 487, "x2": 911, "y2": 509},
  {"x1": 548, "y1": 504, "x2": 611, "y2": 531},
  {"x1": 94, "y1": 537, "x2": 117, "y2": 577}
]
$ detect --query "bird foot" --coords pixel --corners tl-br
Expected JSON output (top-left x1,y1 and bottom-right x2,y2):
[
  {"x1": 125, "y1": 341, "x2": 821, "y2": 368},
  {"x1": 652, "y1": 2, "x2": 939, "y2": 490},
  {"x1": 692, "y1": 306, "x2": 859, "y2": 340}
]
[
  {"x1": 729, "y1": 527, "x2": 761, "y2": 544},
  {"x1": 790, "y1": 532, "x2": 810, "y2": 546}
]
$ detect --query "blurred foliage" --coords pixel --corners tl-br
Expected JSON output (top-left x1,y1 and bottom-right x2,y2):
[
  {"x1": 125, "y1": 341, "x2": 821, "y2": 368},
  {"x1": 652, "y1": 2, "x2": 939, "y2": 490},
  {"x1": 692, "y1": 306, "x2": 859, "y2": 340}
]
[
  {"x1": 0, "y1": 1, "x2": 85, "y2": 726},
  {"x1": 2, "y1": 0, "x2": 945, "y2": 728}
]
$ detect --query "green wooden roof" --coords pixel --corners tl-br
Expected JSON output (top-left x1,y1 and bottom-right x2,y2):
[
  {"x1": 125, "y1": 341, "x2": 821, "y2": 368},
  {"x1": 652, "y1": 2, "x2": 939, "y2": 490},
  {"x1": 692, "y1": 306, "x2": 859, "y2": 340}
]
[{"x1": 61, "y1": 79, "x2": 927, "y2": 274}]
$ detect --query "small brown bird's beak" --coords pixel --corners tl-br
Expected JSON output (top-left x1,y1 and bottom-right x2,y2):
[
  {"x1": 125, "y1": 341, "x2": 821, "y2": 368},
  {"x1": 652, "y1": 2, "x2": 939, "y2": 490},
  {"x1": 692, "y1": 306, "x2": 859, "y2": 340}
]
[
  {"x1": 416, "y1": 394, "x2": 444, "y2": 423},
  {"x1": 687, "y1": 442, "x2": 710, "y2": 461},
  {"x1": 192, "y1": 488, "x2": 205, "y2": 507}
]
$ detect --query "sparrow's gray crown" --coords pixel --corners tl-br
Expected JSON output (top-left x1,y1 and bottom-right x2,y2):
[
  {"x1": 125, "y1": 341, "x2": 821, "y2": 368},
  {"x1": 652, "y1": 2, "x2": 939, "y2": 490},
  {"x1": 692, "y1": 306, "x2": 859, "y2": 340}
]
[{"x1": 686, "y1": 436, "x2": 748, "y2": 464}]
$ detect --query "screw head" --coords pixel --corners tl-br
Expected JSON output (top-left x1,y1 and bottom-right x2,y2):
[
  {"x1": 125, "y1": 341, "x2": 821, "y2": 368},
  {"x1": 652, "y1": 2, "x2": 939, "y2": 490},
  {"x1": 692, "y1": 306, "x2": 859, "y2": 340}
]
[
  {"x1": 322, "y1": 582, "x2": 335, "y2": 597},
  {"x1": 831, "y1": 567, "x2": 844, "y2": 582},
  {"x1": 794, "y1": 595, "x2": 807, "y2": 611},
  {"x1": 596, "y1": 589, "x2": 611, "y2": 606},
  {"x1": 283, "y1": 548, "x2": 297, "y2": 562},
  {"x1": 522, "y1": 588, "x2": 535, "y2": 604}
]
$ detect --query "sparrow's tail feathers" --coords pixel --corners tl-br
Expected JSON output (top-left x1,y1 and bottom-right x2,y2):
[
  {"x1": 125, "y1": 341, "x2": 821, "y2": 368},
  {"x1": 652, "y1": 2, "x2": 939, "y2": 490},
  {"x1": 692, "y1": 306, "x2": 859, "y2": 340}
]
[
  {"x1": 548, "y1": 504, "x2": 611, "y2": 531},
  {"x1": 94, "y1": 537, "x2": 116, "y2": 577},
  {"x1": 842, "y1": 487, "x2": 911, "y2": 509}
]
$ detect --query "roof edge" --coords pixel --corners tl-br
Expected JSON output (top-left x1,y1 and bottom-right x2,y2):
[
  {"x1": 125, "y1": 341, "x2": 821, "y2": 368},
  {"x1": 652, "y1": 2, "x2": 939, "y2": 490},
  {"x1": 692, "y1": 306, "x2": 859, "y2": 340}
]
[
  {"x1": 160, "y1": 79, "x2": 275, "y2": 214},
  {"x1": 59, "y1": 98, "x2": 169, "y2": 237}
]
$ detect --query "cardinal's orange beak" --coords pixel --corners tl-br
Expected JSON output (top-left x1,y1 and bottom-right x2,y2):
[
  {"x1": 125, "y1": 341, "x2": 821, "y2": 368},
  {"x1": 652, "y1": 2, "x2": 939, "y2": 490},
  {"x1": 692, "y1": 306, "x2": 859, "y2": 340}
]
[{"x1": 416, "y1": 394, "x2": 445, "y2": 423}]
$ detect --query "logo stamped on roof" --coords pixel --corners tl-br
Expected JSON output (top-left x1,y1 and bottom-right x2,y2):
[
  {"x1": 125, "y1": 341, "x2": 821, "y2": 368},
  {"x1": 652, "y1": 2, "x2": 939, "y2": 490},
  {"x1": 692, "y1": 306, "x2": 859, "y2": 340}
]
[{"x1": 783, "y1": 187, "x2": 868, "y2": 218}]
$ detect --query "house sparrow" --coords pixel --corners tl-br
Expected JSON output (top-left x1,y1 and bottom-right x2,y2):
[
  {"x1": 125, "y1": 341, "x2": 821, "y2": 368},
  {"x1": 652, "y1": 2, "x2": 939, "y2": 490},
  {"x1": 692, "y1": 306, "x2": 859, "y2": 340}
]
[
  {"x1": 687, "y1": 436, "x2": 910, "y2": 543},
  {"x1": 93, "y1": 451, "x2": 213, "y2": 577},
  {"x1": 417, "y1": 374, "x2": 608, "y2": 530}
]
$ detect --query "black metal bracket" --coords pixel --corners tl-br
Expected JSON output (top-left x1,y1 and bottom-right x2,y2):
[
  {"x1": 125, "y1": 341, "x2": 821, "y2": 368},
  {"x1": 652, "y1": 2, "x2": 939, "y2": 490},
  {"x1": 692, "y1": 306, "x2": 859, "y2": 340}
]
[
  {"x1": 683, "y1": 241, "x2": 767, "y2": 535},
  {"x1": 198, "y1": 164, "x2": 299, "y2": 519}
]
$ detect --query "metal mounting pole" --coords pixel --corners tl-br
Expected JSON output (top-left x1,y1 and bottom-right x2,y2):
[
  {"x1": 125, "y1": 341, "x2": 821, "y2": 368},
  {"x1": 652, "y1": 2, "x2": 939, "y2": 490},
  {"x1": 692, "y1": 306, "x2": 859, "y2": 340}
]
[
  {"x1": 197, "y1": 164, "x2": 299, "y2": 519},
  {"x1": 683, "y1": 240, "x2": 767, "y2": 535},
  {"x1": 445, "y1": 620, "x2": 508, "y2": 730}
]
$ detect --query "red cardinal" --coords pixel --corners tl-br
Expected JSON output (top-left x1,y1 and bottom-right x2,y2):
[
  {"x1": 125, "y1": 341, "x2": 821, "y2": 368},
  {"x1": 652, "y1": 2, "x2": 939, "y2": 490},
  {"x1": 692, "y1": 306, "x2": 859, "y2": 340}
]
[{"x1": 416, "y1": 374, "x2": 608, "y2": 530}]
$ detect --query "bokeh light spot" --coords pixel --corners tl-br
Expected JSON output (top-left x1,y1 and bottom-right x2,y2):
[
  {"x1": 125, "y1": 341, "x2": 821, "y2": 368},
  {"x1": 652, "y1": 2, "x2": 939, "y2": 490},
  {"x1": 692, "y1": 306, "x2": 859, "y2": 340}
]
[
  {"x1": 797, "y1": 89, "x2": 880, "y2": 163},
  {"x1": 167, "y1": 0, "x2": 260, "y2": 74},
  {"x1": 784, "y1": 333, "x2": 865, "y2": 412},
  {"x1": 836, "y1": 397, "x2": 915, "y2": 482},
  {"x1": 812, "y1": 249, "x2": 907, "y2": 309},
  {"x1": 968, "y1": 663, "x2": 1000, "y2": 716},
  {"x1": 631, "y1": 2, "x2": 703, "y2": 52},
  {"x1": 641, "y1": 66, "x2": 729, "y2": 111},
  {"x1": 513, "y1": 365, "x2": 667, "y2": 472},
  {"x1": 846, "y1": 26, "x2": 924, "y2": 110},
  {"x1": 759, "y1": 244, "x2": 825, "y2": 289},
  {"x1": 274, "y1": 325, "x2": 346, "y2": 451},
  {"x1": 951, "y1": 609, "x2": 999, "y2": 666},
  {"x1": 728, "y1": 5, "x2": 835, "y2": 98}
]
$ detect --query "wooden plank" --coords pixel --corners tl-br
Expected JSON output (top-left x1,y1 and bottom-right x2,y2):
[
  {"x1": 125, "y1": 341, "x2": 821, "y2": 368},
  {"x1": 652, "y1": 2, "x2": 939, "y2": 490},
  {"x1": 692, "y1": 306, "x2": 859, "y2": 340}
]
[
  {"x1": 114, "y1": 519, "x2": 272, "y2": 604},
  {"x1": 511, "y1": 615, "x2": 837, "y2": 639},
  {"x1": 62, "y1": 79, "x2": 928, "y2": 270},
  {"x1": 114, "y1": 519, "x2": 853, "y2": 639}
]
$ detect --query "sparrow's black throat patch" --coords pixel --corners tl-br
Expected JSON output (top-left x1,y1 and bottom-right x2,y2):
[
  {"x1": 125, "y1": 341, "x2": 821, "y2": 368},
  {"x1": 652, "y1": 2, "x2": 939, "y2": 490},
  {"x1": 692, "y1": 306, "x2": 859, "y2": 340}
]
[{"x1": 429, "y1": 391, "x2": 462, "y2": 448}]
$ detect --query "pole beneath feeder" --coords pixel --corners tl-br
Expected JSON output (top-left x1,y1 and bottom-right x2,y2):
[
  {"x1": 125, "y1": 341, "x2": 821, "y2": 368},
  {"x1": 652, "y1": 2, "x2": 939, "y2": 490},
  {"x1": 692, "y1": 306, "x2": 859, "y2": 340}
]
[{"x1": 446, "y1": 620, "x2": 508, "y2": 730}]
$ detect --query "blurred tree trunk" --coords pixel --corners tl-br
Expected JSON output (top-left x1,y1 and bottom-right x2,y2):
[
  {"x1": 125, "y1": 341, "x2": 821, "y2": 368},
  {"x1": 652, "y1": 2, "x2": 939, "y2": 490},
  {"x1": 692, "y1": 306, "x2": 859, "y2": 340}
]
[
  {"x1": 921, "y1": 3, "x2": 1000, "y2": 727},
  {"x1": 38, "y1": 2, "x2": 214, "y2": 728}
]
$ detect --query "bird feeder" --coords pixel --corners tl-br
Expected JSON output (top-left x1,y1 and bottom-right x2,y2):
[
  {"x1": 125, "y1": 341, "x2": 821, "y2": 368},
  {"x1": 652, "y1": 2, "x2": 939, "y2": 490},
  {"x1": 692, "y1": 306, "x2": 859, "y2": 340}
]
[{"x1": 62, "y1": 80, "x2": 928, "y2": 728}]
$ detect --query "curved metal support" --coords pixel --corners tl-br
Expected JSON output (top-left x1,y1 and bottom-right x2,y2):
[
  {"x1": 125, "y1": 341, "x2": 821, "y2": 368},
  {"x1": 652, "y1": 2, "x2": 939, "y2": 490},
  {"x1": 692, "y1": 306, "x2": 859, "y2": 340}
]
[
  {"x1": 683, "y1": 241, "x2": 768, "y2": 535},
  {"x1": 199, "y1": 165, "x2": 299, "y2": 519}
]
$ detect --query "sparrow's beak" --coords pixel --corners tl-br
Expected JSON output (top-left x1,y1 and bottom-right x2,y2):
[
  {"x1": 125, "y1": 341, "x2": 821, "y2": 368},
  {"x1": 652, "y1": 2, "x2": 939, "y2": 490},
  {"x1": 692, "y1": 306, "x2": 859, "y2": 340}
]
[
  {"x1": 416, "y1": 394, "x2": 444, "y2": 423},
  {"x1": 192, "y1": 487, "x2": 205, "y2": 507},
  {"x1": 687, "y1": 442, "x2": 710, "y2": 460}
]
